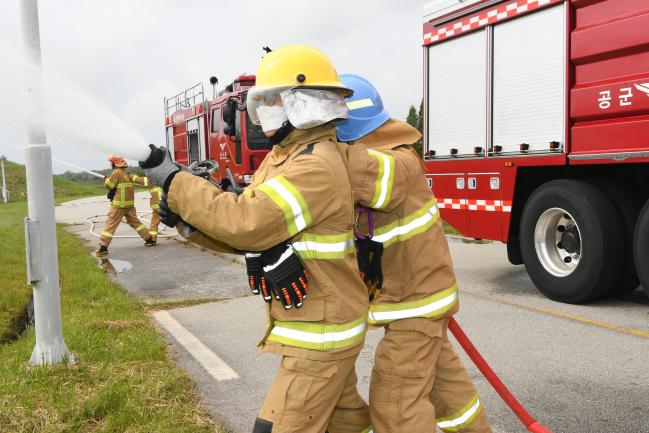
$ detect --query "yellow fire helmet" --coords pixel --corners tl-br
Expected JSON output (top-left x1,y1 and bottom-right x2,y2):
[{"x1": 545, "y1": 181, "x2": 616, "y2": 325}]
[
  {"x1": 248, "y1": 45, "x2": 353, "y2": 129},
  {"x1": 254, "y1": 45, "x2": 352, "y2": 96}
]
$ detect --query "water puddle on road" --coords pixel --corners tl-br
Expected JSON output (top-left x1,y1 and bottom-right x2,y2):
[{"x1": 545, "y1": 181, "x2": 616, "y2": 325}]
[{"x1": 97, "y1": 258, "x2": 133, "y2": 274}]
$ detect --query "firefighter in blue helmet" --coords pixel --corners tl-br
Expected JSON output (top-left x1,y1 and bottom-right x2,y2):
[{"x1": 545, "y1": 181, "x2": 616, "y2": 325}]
[{"x1": 336, "y1": 74, "x2": 492, "y2": 433}]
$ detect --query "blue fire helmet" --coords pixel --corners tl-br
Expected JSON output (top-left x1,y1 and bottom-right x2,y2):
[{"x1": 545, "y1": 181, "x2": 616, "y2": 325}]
[{"x1": 335, "y1": 74, "x2": 390, "y2": 142}]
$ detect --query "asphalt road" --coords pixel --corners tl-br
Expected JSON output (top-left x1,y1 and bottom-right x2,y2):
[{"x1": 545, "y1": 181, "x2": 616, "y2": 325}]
[{"x1": 57, "y1": 196, "x2": 649, "y2": 433}]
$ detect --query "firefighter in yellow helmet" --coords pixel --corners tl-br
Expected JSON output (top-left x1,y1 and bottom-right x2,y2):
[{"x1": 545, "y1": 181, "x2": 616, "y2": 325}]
[
  {"x1": 96, "y1": 155, "x2": 155, "y2": 257},
  {"x1": 140, "y1": 45, "x2": 372, "y2": 433},
  {"x1": 338, "y1": 74, "x2": 492, "y2": 432},
  {"x1": 130, "y1": 174, "x2": 163, "y2": 243}
]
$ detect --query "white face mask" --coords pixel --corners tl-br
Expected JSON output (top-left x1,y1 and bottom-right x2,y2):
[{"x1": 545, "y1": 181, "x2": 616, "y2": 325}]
[
  {"x1": 280, "y1": 89, "x2": 349, "y2": 130},
  {"x1": 256, "y1": 105, "x2": 289, "y2": 132}
]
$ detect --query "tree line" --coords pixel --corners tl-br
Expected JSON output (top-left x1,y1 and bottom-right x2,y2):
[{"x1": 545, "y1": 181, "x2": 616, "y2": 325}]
[{"x1": 405, "y1": 100, "x2": 424, "y2": 156}]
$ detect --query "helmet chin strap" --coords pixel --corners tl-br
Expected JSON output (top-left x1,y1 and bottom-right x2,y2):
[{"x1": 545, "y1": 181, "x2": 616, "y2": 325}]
[{"x1": 269, "y1": 121, "x2": 296, "y2": 146}]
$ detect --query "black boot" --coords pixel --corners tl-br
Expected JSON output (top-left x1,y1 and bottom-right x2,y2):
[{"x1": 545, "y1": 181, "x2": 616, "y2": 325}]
[
  {"x1": 144, "y1": 237, "x2": 157, "y2": 247},
  {"x1": 95, "y1": 245, "x2": 109, "y2": 257}
]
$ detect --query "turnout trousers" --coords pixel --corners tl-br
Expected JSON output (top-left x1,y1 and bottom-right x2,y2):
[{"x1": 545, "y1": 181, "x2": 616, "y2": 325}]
[
  {"x1": 149, "y1": 209, "x2": 160, "y2": 241},
  {"x1": 256, "y1": 354, "x2": 371, "y2": 433},
  {"x1": 369, "y1": 317, "x2": 491, "y2": 433},
  {"x1": 100, "y1": 206, "x2": 150, "y2": 247}
]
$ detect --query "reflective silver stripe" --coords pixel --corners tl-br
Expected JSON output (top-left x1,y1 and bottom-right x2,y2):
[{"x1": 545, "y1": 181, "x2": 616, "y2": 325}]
[
  {"x1": 368, "y1": 149, "x2": 394, "y2": 209},
  {"x1": 437, "y1": 396, "x2": 481, "y2": 431},
  {"x1": 291, "y1": 232, "x2": 355, "y2": 260},
  {"x1": 267, "y1": 316, "x2": 367, "y2": 350},
  {"x1": 372, "y1": 200, "x2": 439, "y2": 246},
  {"x1": 368, "y1": 286, "x2": 458, "y2": 324},
  {"x1": 270, "y1": 321, "x2": 366, "y2": 346}
]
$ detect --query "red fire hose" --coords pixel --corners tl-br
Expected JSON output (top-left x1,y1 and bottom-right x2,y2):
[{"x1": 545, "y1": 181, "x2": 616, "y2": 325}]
[{"x1": 448, "y1": 317, "x2": 553, "y2": 433}]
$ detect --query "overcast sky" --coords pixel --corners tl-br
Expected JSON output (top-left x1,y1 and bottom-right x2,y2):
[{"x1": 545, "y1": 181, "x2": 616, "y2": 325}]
[{"x1": 0, "y1": 0, "x2": 425, "y2": 173}]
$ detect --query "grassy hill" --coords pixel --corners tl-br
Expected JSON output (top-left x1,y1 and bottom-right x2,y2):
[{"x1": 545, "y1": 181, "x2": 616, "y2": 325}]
[{"x1": 2, "y1": 159, "x2": 104, "y2": 203}]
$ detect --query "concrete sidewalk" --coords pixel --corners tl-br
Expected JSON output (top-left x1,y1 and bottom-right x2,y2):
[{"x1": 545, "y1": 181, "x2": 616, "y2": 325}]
[{"x1": 57, "y1": 194, "x2": 248, "y2": 303}]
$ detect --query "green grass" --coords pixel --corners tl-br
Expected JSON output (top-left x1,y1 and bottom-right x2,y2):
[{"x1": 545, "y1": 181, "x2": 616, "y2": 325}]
[
  {"x1": 0, "y1": 201, "x2": 218, "y2": 432},
  {"x1": 3, "y1": 159, "x2": 104, "y2": 204},
  {"x1": 442, "y1": 220, "x2": 461, "y2": 236},
  {"x1": 0, "y1": 202, "x2": 30, "y2": 343}
]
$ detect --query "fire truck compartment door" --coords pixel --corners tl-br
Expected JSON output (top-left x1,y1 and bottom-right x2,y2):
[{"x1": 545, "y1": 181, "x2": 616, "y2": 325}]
[
  {"x1": 492, "y1": 3, "x2": 565, "y2": 154},
  {"x1": 186, "y1": 116, "x2": 206, "y2": 164},
  {"x1": 428, "y1": 30, "x2": 487, "y2": 157}
]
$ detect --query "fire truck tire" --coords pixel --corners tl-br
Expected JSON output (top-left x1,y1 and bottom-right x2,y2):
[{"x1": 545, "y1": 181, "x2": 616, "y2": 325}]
[
  {"x1": 520, "y1": 179, "x2": 625, "y2": 303},
  {"x1": 634, "y1": 200, "x2": 649, "y2": 296},
  {"x1": 591, "y1": 181, "x2": 641, "y2": 296}
]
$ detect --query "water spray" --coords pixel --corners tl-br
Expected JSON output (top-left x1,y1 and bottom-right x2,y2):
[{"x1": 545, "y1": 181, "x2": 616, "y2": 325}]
[
  {"x1": 1, "y1": 140, "x2": 105, "y2": 179},
  {"x1": 20, "y1": 0, "x2": 73, "y2": 366},
  {"x1": 52, "y1": 157, "x2": 105, "y2": 179}
]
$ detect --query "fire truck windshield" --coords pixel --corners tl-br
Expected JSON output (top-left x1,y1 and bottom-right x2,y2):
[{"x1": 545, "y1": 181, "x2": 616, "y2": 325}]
[{"x1": 245, "y1": 114, "x2": 272, "y2": 150}]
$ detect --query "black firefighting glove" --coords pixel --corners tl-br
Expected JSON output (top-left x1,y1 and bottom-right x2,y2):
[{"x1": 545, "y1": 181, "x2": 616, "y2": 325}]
[
  {"x1": 355, "y1": 238, "x2": 384, "y2": 301},
  {"x1": 106, "y1": 188, "x2": 116, "y2": 201},
  {"x1": 263, "y1": 245, "x2": 309, "y2": 309},
  {"x1": 245, "y1": 252, "x2": 273, "y2": 300},
  {"x1": 245, "y1": 243, "x2": 288, "y2": 302},
  {"x1": 158, "y1": 193, "x2": 180, "y2": 228}
]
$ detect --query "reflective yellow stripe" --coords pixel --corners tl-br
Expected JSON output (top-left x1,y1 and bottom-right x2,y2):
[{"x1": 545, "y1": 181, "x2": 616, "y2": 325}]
[
  {"x1": 368, "y1": 284, "x2": 458, "y2": 325},
  {"x1": 360, "y1": 427, "x2": 374, "y2": 433},
  {"x1": 100, "y1": 231, "x2": 113, "y2": 238},
  {"x1": 291, "y1": 232, "x2": 355, "y2": 260},
  {"x1": 111, "y1": 201, "x2": 134, "y2": 207},
  {"x1": 371, "y1": 198, "x2": 439, "y2": 248},
  {"x1": 104, "y1": 178, "x2": 115, "y2": 188},
  {"x1": 267, "y1": 316, "x2": 366, "y2": 351},
  {"x1": 149, "y1": 231, "x2": 157, "y2": 235},
  {"x1": 437, "y1": 394, "x2": 482, "y2": 432},
  {"x1": 136, "y1": 224, "x2": 146, "y2": 231},
  {"x1": 257, "y1": 176, "x2": 312, "y2": 236},
  {"x1": 368, "y1": 149, "x2": 395, "y2": 209},
  {"x1": 151, "y1": 204, "x2": 160, "y2": 210},
  {"x1": 151, "y1": 186, "x2": 163, "y2": 200},
  {"x1": 347, "y1": 98, "x2": 374, "y2": 111}
]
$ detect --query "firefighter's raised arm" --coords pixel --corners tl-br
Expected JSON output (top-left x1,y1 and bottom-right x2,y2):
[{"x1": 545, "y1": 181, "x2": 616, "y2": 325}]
[
  {"x1": 130, "y1": 174, "x2": 149, "y2": 187},
  {"x1": 165, "y1": 153, "x2": 338, "y2": 252}
]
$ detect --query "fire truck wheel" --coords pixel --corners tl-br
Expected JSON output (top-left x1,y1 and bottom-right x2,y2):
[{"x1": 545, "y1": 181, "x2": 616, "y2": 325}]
[
  {"x1": 634, "y1": 200, "x2": 649, "y2": 296},
  {"x1": 520, "y1": 179, "x2": 625, "y2": 303},
  {"x1": 591, "y1": 181, "x2": 642, "y2": 296}
]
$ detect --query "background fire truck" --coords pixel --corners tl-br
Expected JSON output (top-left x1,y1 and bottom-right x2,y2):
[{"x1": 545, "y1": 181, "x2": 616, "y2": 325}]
[
  {"x1": 164, "y1": 75, "x2": 272, "y2": 192},
  {"x1": 423, "y1": 0, "x2": 649, "y2": 303}
]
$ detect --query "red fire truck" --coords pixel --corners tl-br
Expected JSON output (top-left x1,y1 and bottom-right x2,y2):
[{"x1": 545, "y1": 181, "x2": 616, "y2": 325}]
[
  {"x1": 164, "y1": 75, "x2": 273, "y2": 192},
  {"x1": 422, "y1": 0, "x2": 649, "y2": 303}
]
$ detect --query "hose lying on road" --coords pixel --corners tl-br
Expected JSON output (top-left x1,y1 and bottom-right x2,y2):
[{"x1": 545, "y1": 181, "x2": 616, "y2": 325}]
[
  {"x1": 85, "y1": 211, "x2": 178, "y2": 239},
  {"x1": 448, "y1": 317, "x2": 553, "y2": 433}
]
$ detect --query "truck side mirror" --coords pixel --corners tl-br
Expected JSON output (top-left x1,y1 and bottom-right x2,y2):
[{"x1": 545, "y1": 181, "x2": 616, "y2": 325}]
[{"x1": 222, "y1": 100, "x2": 236, "y2": 137}]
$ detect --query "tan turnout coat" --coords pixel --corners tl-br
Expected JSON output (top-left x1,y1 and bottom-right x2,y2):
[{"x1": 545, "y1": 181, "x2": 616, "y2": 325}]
[
  {"x1": 167, "y1": 124, "x2": 369, "y2": 361},
  {"x1": 104, "y1": 167, "x2": 135, "y2": 208},
  {"x1": 345, "y1": 119, "x2": 459, "y2": 325}
]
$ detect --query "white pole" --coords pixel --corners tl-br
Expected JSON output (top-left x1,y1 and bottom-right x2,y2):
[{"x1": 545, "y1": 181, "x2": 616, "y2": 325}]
[
  {"x1": 1, "y1": 157, "x2": 7, "y2": 203},
  {"x1": 21, "y1": 0, "x2": 72, "y2": 365}
]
